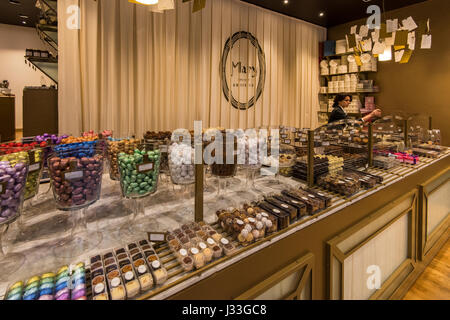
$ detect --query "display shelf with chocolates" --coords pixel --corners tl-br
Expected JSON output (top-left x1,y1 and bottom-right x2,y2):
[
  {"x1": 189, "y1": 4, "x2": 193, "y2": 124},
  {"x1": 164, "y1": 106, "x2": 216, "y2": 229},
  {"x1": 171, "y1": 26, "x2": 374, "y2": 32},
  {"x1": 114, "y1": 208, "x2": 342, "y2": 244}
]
[{"x1": 0, "y1": 120, "x2": 449, "y2": 300}]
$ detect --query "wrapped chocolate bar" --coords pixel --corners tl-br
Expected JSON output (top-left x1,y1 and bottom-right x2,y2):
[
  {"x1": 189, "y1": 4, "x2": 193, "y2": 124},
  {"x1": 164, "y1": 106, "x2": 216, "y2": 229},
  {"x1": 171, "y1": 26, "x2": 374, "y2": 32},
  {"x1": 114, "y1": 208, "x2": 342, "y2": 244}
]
[
  {"x1": 273, "y1": 194, "x2": 307, "y2": 218},
  {"x1": 304, "y1": 188, "x2": 332, "y2": 208},
  {"x1": 317, "y1": 174, "x2": 360, "y2": 197},
  {"x1": 281, "y1": 190, "x2": 320, "y2": 215},
  {"x1": 265, "y1": 195, "x2": 299, "y2": 222},
  {"x1": 256, "y1": 201, "x2": 290, "y2": 230}
]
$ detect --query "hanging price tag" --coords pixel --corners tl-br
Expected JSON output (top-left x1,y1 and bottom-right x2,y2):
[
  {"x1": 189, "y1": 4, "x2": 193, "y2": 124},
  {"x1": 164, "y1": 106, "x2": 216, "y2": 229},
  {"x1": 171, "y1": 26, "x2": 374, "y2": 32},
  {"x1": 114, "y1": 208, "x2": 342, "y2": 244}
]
[
  {"x1": 28, "y1": 150, "x2": 41, "y2": 172},
  {"x1": 138, "y1": 154, "x2": 155, "y2": 174},
  {"x1": 284, "y1": 139, "x2": 291, "y2": 144},
  {"x1": 147, "y1": 232, "x2": 167, "y2": 243},
  {"x1": 64, "y1": 160, "x2": 84, "y2": 182},
  {"x1": 281, "y1": 134, "x2": 288, "y2": 139}
]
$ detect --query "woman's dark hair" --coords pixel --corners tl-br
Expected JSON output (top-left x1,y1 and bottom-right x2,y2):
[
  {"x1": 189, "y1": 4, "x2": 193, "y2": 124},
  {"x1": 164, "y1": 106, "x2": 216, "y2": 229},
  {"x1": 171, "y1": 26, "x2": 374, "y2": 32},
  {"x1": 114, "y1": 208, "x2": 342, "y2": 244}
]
[{"x1": 332, "y1": 94, "x2": 352, "y2": 109}]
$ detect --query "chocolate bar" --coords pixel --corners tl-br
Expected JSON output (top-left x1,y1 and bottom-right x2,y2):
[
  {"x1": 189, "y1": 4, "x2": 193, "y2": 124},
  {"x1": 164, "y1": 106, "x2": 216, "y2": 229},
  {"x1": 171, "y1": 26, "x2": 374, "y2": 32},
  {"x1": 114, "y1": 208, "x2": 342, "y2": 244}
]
[
  {"x1": 256, "y1": 201, "x2": 290, "y2": 230},
  {"x1": 265, "y1": 196, "x2": 298, "y2": 222}
]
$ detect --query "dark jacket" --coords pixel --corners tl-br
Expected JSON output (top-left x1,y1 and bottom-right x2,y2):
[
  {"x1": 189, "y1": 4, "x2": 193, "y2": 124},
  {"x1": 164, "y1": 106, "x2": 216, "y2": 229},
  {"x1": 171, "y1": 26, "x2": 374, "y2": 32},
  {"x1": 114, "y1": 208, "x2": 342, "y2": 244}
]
[{"x1": 328, "y1": 107, "x2": 348, "y2": 124}]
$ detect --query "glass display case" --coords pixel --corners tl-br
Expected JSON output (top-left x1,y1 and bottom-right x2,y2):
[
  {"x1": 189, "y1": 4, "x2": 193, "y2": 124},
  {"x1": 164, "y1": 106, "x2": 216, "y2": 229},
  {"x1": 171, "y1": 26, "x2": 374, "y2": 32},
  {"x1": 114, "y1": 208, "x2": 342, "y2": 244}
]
[{"x1": 0, "y1": 118, "x2": 448, "y2": 301}]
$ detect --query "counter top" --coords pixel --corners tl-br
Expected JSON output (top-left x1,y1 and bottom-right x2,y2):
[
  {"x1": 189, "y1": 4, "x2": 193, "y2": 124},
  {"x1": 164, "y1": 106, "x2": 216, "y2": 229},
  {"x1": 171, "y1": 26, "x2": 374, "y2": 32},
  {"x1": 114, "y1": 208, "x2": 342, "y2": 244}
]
[{"x1": 1, "y1": 150, "x2": 449, "y2": 299}]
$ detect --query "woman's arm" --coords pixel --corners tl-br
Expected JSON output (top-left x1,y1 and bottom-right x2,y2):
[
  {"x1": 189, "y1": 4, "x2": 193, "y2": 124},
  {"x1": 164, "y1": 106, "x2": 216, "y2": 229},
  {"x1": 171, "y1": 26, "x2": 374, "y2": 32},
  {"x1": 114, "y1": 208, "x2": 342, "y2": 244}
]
[{"x1": 362, "y1": 109, "x2": 382, "y2": 123}]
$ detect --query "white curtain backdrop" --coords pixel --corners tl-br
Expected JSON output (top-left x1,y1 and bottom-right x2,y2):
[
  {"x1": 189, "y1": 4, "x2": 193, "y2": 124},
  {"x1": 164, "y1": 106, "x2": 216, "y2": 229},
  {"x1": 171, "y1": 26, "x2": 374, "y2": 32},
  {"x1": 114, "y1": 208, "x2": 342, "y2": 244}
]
[{"x1": 58, "y1": 0, "x2": 326, "y2": 137}]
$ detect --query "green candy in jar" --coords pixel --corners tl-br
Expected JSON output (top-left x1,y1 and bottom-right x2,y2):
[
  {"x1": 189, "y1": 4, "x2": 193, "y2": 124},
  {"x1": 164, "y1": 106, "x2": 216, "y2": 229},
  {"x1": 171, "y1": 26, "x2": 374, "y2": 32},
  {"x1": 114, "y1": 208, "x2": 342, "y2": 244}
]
[
  {"x1": 118, "y1": 149, "x2": 160, "y2": 198},
  {"x1": 24, "y1": 149, "x2": 44, "y2": 200}
]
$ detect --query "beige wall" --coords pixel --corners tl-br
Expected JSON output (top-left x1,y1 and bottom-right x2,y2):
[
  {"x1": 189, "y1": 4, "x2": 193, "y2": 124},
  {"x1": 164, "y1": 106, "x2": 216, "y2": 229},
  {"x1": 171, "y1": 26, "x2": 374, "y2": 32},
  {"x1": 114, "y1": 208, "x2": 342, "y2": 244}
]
[
  {"x1": 328, "y1": 0, "x2": 450, "y2": 145},
  {"x1": 0, "y1": 24, "x2": 55, "y2": 130}
]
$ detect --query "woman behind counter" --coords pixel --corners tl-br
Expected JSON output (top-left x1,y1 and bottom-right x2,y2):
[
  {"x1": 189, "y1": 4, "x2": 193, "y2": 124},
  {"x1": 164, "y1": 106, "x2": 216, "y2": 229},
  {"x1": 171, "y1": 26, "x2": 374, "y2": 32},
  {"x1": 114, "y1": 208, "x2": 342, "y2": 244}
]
[{"x1": 328, "y1": 94, "x2": 382, "y2": 124}]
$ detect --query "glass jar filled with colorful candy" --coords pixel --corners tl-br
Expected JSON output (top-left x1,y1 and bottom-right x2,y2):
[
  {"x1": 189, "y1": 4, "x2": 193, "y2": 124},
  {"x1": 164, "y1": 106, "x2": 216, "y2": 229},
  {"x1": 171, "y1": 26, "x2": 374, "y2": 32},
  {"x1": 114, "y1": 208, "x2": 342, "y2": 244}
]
[
  {"x1": 0, "y1": 142, "x2": 45, "y2": 200},
  {"x1": 118, "y1": 143, "x2": 161, "y2": 199},
  {"x1": 107, "y1": 138, "x2": 141, "y2": 181},
  {"x1": 48, "y1": 141, "x2": 104, "y2": 211},
  {"x1": 0, "y1": 149, "x2": 29, "y2": 278}
]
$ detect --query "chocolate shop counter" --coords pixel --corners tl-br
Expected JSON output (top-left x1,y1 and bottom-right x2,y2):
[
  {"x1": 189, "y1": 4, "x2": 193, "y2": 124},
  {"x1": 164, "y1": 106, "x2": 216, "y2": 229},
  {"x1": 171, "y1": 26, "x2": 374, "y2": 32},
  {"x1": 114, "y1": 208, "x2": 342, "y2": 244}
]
[{"x1": 0, "y1": 150, "x2": 449, "y2": 300}]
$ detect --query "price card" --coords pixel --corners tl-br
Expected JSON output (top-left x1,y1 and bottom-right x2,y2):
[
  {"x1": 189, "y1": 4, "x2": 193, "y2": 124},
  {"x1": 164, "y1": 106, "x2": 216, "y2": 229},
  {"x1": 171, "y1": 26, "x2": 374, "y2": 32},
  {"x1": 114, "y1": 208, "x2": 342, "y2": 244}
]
[
  {"x1": 291, "y1": 128, "x2": 297, "y2": 133},
  {"x1": 29, "y1": 163, "x2": 41, "y2": 172},
  {"x1": 159, "y1": 145, "x2": 168, "y2": 153},
  {"x1": 64, "y1": 161, "x2": 84, "y2": 182},
  {"x1": 138, "y1": 154, "x2": 155, "y2": 173},
  {"x1": 284, "y1": 139, "x2": 291, "y2": 145},
  {"x1": 322, "y1": 142, "x2": 330, "y2": 146},
  {"x1": 281, "y1": 134, "x2": 288, "y2": 139},
  {"x1": 147, "y1": 232, "x2": 167, "y2": 244},
  {"x1": 300, "y1": 138, "x2": 307, "y2": 142}
]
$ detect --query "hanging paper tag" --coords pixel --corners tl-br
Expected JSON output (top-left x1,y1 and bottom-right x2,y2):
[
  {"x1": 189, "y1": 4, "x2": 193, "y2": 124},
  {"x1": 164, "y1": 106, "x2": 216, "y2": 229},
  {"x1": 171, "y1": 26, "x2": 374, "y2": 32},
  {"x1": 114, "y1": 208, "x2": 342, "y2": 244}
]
[
  {"x1": 138, "y1": 154, "x2": 155, "y2": 174},
  {"x1": 64, "y1": 160, "x2": 84, "y2": 181},
  {"x1": 147, "y1": 232, "x2": 167, "y2": 243}
]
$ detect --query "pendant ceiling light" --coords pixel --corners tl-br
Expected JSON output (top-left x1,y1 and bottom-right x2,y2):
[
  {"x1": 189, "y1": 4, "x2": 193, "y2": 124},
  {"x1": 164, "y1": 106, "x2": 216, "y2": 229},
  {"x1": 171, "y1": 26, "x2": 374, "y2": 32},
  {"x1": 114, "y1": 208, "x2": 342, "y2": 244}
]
[{"x1": 129, "y1": 0, "x2": 159, "y2": 5}]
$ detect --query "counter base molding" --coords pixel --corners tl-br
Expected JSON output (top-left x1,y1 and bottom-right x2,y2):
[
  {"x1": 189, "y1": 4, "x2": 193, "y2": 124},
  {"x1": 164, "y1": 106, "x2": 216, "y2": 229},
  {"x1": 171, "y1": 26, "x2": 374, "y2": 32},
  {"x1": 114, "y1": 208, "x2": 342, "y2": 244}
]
[
  {"x1": 235, "y1": 252, "x2": 314, "y2": 300},
  {"x1": 328, "y1": 191, "x2": 417, "y2": 300},
  {"x1": 419, "y1": 168, "x2": 450, "y2": 261}
]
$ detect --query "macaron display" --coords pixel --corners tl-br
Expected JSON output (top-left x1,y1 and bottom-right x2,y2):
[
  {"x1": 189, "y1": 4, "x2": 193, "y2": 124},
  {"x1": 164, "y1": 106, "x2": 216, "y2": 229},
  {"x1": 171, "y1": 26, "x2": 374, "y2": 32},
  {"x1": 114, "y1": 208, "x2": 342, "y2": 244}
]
[
  {"x1": 49, "y1": 142, "x2": 104, "y2": 210},
  {"x1": 118, "y1": 147, "x2": 160, "y2": 198},
  {"x1": 38, "y1": 273, "x2": 55, "y2": 300},
  {"x1": 0, "y1": 152, "x2": 28, "y2": 224},
  {"x1": 168, "y1": 142, "x2": 195, "y2": 185},
  {"x1": 5, "y1": 281, "x2": 24, "y2": 300},
  {"x1": 71, "y1": 263, "x2": 87, "y2": 300}
]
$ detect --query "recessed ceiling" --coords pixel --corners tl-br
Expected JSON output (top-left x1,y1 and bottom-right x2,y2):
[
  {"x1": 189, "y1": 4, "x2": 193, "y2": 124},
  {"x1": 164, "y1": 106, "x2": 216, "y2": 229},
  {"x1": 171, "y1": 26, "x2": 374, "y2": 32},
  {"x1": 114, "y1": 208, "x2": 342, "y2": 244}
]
[
  {"x1": 0, "y1": 0, "x2": 429, "y2": 29},
  {"x1": 0, "y1": 0, "x2": 40, "y2": 28},
  {"x1": 242, "y1": 0, "x2": 428, "y2": 27}
]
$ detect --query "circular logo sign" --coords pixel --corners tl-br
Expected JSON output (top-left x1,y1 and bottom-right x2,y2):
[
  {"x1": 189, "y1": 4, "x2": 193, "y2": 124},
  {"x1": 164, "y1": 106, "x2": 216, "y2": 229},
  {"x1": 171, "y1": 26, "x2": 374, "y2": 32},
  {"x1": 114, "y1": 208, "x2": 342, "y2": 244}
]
[{"x1": 221, "y1": 31, "x2": 266, "y2": 110}]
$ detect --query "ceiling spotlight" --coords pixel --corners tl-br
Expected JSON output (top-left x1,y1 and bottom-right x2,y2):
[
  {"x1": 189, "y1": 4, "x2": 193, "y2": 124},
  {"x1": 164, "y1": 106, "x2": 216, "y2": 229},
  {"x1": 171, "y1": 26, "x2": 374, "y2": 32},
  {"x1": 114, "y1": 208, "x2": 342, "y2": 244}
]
[
  {"x1": 283, "y1": 0, "x2": 289, "y2": 4},
  {"x1": 22, "y1": 21, "x2": 26, "y2": 24},
  {"x1": 319, "y1": 12, "x2": 325, "y2": 17}
]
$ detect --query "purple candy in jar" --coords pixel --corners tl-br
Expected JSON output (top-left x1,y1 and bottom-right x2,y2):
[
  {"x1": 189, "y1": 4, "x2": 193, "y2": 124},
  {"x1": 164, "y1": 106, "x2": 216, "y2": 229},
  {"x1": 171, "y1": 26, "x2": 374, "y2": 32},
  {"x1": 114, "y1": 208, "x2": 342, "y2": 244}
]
[
  {"x1": 1, "y1": 209, "x2": 13, "y2": 218},
  {"x1": 71, "y1": 289, "x2": 86, "y2": 300},
  {"x1": 7, "y1": 178, "x2": 15, "y2": 188},
  {"x1": 13, "y1": 184, "x2": 23, "y2": 193},
  {"x1": 6, "y1": 168, "x2": 15, "y2": 175},
  {"x1": 1, "y1": 198, "x2": 12, "y2": 207},
  {"x1": 1, "y1": 189, "x2": 12, "y2": 199},
  {"x1": 14, "y1": 162, "x2": 25, "y2": 171},
  {"x1": 56, "y1": 292, "x2": 70, "y2": 300}
]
